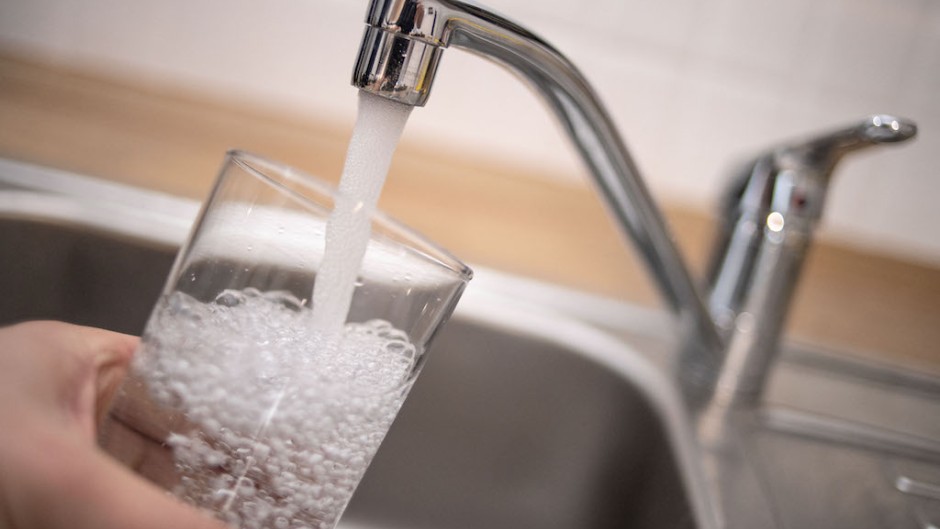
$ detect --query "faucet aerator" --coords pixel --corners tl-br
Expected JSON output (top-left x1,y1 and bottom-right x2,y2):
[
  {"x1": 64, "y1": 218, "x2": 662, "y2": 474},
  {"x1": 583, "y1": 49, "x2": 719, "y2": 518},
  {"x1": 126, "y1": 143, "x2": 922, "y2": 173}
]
[{"x1": 353, "y1": 26, "x2": 444, "y2": 107}]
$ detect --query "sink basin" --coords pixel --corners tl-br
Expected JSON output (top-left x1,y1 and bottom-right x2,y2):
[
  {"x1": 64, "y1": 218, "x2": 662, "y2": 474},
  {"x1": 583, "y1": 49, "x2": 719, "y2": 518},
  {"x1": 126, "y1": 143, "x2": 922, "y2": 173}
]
[
  {"x1": 0, "y1": 159, "x2": 699, "y2": 529},
  {"x1": 6, "y1": 158, "x2": 940, "y2": 528},
  {"x1": 348, "y1": 314, "x2": 694, "y2": 529}
]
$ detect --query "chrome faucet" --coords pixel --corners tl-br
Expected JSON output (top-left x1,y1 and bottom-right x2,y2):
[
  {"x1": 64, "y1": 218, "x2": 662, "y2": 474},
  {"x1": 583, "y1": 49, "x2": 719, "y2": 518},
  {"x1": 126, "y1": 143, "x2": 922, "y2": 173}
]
[
  {"x1": 350, "y1": 0, "x2": 917, "y2": 403},
  {"x1": 352, "y1": 0, "x2": 723, "y2": 367}
]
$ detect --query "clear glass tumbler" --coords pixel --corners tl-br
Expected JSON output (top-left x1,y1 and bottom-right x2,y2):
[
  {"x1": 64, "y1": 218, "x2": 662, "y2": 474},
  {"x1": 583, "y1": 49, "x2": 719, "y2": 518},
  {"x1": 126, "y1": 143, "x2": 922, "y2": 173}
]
[{"x1": 99, "y1": 150, "x2": 471, "y2": 529}]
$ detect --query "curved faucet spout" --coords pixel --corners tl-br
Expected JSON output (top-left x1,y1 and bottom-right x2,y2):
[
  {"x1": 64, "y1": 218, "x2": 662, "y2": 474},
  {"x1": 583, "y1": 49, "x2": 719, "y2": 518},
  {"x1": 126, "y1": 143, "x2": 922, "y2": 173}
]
[{"x1": 352, "y1": 0, "x2": 724, "y2": 358}]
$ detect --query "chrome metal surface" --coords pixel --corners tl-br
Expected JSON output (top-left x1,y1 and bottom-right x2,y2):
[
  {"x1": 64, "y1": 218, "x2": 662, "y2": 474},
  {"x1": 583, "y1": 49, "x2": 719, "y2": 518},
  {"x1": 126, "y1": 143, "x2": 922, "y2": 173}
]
[
  {"x1": 352, "y1": 0, "x2": 723, "y2": 364},
  {"x1": 707, "y1": 116, "x2": 918, "y2": 400},
  {"x1": 353, "y1": 26, "x2": 443, "y2": 106},
  {"x1": 3, "y1": 160, "x2": 940, "y2": 528}
]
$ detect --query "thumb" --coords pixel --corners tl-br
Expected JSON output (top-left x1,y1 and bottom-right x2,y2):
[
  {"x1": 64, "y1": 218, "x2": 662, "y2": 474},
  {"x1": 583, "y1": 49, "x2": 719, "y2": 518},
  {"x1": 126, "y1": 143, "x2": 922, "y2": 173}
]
[
  {"x1": 7, "y1": 422, "x2": 229, "y2": 529},
  {"x1": 0, "y1": 321, "x2": 230, "y2": 529}
]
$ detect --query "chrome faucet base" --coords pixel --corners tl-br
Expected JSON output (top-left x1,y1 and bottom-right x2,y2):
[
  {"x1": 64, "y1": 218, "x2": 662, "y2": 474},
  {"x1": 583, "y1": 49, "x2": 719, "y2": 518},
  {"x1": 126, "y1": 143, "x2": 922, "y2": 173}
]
[{"x1": 707, "y1": 115, "x2": 917, "y2": 401}]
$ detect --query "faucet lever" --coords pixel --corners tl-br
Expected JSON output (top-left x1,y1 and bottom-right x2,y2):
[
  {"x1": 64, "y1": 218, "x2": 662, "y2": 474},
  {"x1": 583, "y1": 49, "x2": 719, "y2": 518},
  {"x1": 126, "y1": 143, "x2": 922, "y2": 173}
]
[{"x1": 776, "y1": 114, "x2": 917, "y2": 178}]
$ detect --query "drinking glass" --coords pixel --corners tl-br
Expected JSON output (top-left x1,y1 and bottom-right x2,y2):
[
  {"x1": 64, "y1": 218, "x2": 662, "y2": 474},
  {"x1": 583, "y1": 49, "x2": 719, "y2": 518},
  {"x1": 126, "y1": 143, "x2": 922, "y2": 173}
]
[{"x1": 99, "y1": 150, "x2": 471, "y2": 529}]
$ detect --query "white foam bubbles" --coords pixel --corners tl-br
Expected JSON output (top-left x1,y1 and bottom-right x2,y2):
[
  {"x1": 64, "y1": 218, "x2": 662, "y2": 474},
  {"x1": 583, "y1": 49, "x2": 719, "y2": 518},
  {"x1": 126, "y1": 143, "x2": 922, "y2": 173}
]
[{"x1": 131, "y1": 289, "x2": 418, "y2": 529}]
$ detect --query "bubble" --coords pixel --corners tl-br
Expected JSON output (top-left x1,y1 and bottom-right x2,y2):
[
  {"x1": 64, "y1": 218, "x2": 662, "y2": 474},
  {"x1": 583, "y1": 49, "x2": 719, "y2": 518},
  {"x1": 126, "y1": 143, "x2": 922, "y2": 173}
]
[
  {"x1": 262, "y1": 290, "x2": 306, "y2": 312},
  {"x1": 214, "y1": 289, "x2": 246, "y2": 307},
  {"x1": 204, "y1": 448, "x2": 227, "y2": 468},
  {"x1": 212, "y1": 488, "x2": 236, "y2": 504},
  {"x1": 237, "y1": 478, "x2": 257, "y2": 497}
]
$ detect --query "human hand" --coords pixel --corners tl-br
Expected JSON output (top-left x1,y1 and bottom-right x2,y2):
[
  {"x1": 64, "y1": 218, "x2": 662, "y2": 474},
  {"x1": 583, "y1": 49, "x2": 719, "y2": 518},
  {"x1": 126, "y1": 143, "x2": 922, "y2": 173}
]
[{"x1": 0, "y1": 321, "x2": 228, "y2": 529}]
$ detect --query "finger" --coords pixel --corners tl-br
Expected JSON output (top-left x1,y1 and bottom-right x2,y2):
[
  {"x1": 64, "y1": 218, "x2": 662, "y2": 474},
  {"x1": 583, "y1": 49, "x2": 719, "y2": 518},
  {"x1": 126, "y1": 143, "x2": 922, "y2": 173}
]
[
  {"x1": 81, "y1": 448, "x2": 231, "y2": 529},
  {"x1": 73, "y1": 323, "x2": 139, "y2": 376},
  {"x1": 5, "y1": 421, "x2": 229, "y2": 529},
  {"x1": 0, "y1": 321, "x2": 138, "y2": 441},
  {"x1": 56, "y1": 323, "x2": 139, "y2": 439},
  {"x1": 70, "y1": 325, "x2": 139, "y2": 426}
]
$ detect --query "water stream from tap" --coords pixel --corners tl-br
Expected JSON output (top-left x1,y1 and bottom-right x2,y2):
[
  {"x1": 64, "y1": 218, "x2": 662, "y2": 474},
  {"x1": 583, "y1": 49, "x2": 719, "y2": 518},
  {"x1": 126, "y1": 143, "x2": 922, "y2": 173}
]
[{"x1": 311, "y1": 91, "x2": 412, "y2": 332}]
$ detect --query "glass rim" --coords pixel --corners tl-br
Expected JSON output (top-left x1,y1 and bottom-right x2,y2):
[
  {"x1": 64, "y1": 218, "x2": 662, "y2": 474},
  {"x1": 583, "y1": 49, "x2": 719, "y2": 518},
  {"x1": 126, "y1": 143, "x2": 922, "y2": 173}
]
[{"x1": 224, "y1": 149, "x2": 473, "y2": 283}]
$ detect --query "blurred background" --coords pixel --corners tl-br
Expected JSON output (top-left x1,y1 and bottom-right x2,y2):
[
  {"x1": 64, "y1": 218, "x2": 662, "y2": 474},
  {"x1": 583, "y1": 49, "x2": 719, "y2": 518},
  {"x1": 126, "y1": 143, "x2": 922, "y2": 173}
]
[{"x1": 1, "y1": 0, "x2": 938, "y2": 265}]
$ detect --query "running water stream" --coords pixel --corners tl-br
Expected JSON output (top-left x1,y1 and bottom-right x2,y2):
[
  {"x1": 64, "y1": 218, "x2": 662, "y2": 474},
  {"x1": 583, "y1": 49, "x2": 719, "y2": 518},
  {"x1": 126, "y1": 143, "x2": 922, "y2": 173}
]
[{"x1": 311, "y1": 92, "x2": 413, "y2": 332}]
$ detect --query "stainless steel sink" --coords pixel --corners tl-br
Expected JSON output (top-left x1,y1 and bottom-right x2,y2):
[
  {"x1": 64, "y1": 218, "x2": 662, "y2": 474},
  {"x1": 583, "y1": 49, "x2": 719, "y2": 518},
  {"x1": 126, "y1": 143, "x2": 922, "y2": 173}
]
[
  {"x1": 3, "y1": 157, "x2": 940, "y2": 528},
  {"x1": 348, "y1": 316, "x2": 696, "y2": 529},
  {"x1": 0, "y1": 159, "x2": 699, "y2": 528},
  {"x1": 0, "y1": 217, "x2": 694, "y2": 528}
]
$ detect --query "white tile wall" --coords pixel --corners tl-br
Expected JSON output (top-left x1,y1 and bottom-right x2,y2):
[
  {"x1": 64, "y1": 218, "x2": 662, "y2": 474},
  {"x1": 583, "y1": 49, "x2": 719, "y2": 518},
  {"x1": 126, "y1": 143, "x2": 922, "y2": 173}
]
[{"x1": 0, "y1": 0, "x2": 937, "y2": 265}]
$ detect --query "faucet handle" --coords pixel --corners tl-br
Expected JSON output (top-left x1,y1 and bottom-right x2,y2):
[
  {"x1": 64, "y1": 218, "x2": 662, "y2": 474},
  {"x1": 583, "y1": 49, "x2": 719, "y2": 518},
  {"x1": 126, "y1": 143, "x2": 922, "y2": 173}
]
[
  {"x1": 722, "y1": 114, "x2": 918, "y2": 224},
  {"x1": 706, "y1": 115, "x2": 918, "y2": 400},
  {"x1": 775, "y1": 114, "x2": 917, "y2": 177}
]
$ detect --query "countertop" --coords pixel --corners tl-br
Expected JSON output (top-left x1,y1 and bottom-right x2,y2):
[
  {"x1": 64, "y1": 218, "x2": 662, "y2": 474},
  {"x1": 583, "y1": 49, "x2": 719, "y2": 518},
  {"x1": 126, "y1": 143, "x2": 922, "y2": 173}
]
[{"x1": 1, "y1": 53, "x2": 938, "y2": 372}]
